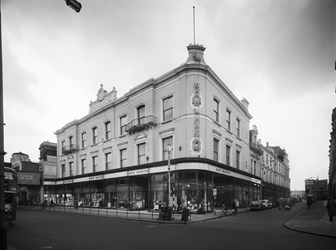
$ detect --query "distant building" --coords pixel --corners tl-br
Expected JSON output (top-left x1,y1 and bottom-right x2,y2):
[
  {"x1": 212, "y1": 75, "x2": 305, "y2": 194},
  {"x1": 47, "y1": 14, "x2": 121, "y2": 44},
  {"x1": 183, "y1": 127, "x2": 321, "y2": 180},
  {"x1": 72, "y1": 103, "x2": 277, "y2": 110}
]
[
  {"x1": 291, "y1": 190, "x2": 305, "y2": 198},
  {"x1": 329, "y1": 107, "x2": 336, "y2": 199},
  {"x1": 11, "y1": 152, "x2": 41, "y2": 203},
  {"x1": 39, "y1": 141, "x2": 57, "y2": 202},
  {"x1": 258, "y1": 142, "x2": 290, "y2": 201},
  {"x1": 305, "y1": 178, "x2": 328, "y2": 200}
]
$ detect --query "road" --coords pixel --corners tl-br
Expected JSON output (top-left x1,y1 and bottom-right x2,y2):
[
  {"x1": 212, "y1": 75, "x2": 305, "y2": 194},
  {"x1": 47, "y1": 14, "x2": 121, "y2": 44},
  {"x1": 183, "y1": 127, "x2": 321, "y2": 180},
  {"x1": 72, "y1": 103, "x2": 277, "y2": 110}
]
[{"x1": 7, "y1": 203, "x2": 335, "y2": 250}]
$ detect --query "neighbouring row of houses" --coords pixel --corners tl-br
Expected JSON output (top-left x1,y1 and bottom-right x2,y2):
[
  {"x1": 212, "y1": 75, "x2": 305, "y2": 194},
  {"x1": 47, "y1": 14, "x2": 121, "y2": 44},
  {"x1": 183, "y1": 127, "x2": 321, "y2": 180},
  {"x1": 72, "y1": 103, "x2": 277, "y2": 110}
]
[{"x1": 10, "y1": 43, "x2": 290, "y2": 211}]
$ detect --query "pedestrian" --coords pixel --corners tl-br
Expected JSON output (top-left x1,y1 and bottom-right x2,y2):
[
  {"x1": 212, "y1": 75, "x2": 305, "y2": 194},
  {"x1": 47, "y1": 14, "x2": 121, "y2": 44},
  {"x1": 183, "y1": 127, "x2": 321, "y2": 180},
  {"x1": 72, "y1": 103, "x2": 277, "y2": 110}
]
[
  {"x1": 74, "y1": 199, "x2": 78, "y2": 210},
  {"x1": 232, "y1": 199, "x2": 237, "y2": 214},
  {"x1": 222, "y1": 204, "x2": 228, "y2": 216},
  {"x1": 42, "y1": 200, "x2": 47, "y2": 210},
  {"x1": 326, "y1": 198, "x2": 335, "y2": 222},
  {"x1": 181, "y1": 206, "x2": 190, "y2": 224},
  {"x1": 307, "y1": 196, "x2": 312, "y2": 210}
]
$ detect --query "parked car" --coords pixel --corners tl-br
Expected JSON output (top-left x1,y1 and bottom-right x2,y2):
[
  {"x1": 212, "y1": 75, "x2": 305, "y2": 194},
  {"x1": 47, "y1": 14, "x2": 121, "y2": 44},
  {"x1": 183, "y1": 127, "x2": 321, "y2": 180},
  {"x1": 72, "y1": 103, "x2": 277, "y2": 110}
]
[
  {"x1": 261, "y1": 199, "x2": 272, "y2": 209},
  {"x1": 250, "y1": 200, "x2": 263, "y2": 211},
  {"x1": 281, "y1": 198, "x2": 292, "y2": 210}
]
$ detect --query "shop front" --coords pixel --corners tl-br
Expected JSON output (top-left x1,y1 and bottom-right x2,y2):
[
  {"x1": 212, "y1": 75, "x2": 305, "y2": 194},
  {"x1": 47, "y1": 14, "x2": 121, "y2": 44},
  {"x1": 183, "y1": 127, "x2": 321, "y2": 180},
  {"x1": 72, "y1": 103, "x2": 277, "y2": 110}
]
[{"x1": 44, "y1": 167, "x2": 260, "y2": 212}]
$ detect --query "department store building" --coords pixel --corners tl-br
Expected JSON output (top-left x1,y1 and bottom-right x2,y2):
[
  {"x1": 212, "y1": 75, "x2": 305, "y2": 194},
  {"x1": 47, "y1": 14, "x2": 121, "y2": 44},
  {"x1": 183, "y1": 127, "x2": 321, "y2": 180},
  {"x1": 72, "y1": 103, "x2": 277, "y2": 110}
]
[{"x1": 45, "y1": 44, "x2": 263, "y2": 211}]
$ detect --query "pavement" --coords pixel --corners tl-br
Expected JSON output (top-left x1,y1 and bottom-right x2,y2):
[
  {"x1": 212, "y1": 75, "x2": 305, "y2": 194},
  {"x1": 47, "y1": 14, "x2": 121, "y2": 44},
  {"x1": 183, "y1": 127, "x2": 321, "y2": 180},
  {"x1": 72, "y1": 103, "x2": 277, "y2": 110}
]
[
  {"x1": 285, "y1": 200, "x2": 336, "y2": 238},
  {"x1": 7, "y1": 201, "x2": 336, "y2": 249}
]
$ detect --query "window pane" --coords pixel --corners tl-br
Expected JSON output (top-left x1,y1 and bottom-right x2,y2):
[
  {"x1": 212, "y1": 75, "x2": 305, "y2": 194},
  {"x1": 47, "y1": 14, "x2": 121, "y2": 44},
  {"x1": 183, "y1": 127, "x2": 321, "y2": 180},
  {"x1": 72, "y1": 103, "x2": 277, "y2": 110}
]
[
  {"x1": 105, "y1": 122, "x2": 111, "y2": 140},
  {"x1": 137, "y1": 143, "x2": 146, "y2": 164},
  {"x1": 213, "y1": 138, "x2": 219, "y2": 161},
  {"x1": 120, "y1": 149, "x2": 127, "y2": 167},
  {"x1": 120, "y1": 116, "x2": 127, "y2": 135},
  {"x1": 164, "y1": 108, "x2": 173, "y2": 121},
  {"x1": 82, "y1": 132, "x2": 86, "y2": 148},
  {"x1": 163, "y1": 96, "x2": 173, "y2": 122},
  {"x1": 226, "y1": 145, "x2": 231, "y2": 165},
  {"x1": 138, "y1": 106, "x2": 145, "y2": 122},
  {"x1": 163, "y1": 97, "x2": 172, "y2": 109},
  {"x1": 105, "y1": 153, "x2": 112, "y2": 170},
  {"x1": 162, "y1": 137, "x2": 173, "y2": 160}
]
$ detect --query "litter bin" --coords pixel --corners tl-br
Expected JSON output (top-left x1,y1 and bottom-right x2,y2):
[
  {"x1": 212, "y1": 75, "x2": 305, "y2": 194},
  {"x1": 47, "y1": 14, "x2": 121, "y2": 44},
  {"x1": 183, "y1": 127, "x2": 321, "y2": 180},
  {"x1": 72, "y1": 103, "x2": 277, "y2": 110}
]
[{"x1": 159, "y1": 206, "x2": 172, "y2": 221}]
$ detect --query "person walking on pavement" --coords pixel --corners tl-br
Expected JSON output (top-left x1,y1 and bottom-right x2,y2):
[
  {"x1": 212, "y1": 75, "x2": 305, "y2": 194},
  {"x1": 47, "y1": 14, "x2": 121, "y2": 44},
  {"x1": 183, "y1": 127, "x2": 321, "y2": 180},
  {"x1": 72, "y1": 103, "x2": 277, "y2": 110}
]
[
  {"x1": 307, "y1": 196, "x2": 312, "y2": 210},
  {"x1": 326, "y1": 198, "x2": 335, "y2": 222},
  {"x1": 42, "y1": 200, "x2": 47, "y2": 210},
  {"x1": 181, "y1": 206, "x2": 190, "y2": 224},
  {"x1": 232, "y1": 199, "x2": 237, "y2": 214}
]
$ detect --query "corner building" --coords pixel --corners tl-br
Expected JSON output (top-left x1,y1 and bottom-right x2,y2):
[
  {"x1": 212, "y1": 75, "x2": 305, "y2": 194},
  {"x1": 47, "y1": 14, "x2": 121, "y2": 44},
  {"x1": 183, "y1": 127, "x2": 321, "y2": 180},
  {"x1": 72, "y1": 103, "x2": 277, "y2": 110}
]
[{"x1": 46, "y1": 44, "x2": 260, "y2": 211}]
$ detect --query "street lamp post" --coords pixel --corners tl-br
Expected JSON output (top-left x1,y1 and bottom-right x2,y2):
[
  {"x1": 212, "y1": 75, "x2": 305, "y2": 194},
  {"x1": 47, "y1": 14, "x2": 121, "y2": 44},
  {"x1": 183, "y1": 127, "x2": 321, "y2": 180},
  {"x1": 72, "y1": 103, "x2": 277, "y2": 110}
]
[
  {"x1": 260, "y1": 163, "x2": 264, "y2": 200},
  {"x1": 167, "y1": 145, "x2": 172, "y2": 207},
  {"x1": 0, "y1": 4, "x2": 8, "y2": 250}
]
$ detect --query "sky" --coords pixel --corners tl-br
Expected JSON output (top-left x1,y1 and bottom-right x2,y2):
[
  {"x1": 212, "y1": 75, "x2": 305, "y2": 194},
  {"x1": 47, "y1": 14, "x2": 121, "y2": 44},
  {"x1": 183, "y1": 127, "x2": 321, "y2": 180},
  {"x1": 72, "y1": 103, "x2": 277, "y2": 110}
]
[{"x1": 1, "y1": 0, "x2": 335, "y2": 190}]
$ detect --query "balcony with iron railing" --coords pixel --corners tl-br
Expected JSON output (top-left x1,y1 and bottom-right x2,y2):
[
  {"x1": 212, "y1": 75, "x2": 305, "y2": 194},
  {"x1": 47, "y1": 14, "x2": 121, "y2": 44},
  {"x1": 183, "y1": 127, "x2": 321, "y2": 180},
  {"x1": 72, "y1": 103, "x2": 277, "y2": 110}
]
[
  {"x1": 62, "y1": 144, "x2": 79, "y2": 155},
  {"x1": 125, "y1": 115, "x2": 158, "y2": 134},
  {"x1": 250, "y1": 142, "x2": 263, "y2": 156}
]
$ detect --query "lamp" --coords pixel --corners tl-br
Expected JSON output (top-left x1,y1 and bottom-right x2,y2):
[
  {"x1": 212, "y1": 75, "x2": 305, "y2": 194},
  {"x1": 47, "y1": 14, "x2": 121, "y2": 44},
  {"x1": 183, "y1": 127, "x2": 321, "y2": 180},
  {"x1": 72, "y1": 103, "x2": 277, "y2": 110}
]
[
  {"x1": 167, "y1": 144, "x2": 173, "y2": 207},
  {"x1": 65, "y1": 0, "x2": 82, "y2": 13}
]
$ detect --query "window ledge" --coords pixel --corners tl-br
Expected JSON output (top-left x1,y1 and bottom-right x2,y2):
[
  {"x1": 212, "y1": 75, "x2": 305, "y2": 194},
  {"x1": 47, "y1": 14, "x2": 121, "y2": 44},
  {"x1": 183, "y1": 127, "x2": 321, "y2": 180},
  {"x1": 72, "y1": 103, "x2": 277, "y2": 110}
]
[{"x1": 162, "y1": 119, "x2": 172, "y2": 125}]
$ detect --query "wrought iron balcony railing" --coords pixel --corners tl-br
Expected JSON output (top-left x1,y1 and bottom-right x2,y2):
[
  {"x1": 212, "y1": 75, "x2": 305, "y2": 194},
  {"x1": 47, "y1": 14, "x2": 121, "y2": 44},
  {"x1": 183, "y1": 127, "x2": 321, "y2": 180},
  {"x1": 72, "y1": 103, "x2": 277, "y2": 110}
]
[
  {"x1": 125, "y1": 115, "x2": 158, "y2": 134},
  {"x1": 250, "y1": 142, "x2": 263, "y2": 156},
  {"x1": 62, "y1": 144, "x2": 79, "y2": 155}
]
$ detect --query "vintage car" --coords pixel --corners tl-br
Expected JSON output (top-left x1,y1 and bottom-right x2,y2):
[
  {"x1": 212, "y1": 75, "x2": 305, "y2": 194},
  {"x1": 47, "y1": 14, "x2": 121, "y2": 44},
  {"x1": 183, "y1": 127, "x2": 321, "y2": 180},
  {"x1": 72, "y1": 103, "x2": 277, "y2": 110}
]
[
  {"x1": 261, "y1": 199, "x2": 272, "y2": 209},
  {"x1": 250, "y1": 200, "x2": 263, "y2": 211}
]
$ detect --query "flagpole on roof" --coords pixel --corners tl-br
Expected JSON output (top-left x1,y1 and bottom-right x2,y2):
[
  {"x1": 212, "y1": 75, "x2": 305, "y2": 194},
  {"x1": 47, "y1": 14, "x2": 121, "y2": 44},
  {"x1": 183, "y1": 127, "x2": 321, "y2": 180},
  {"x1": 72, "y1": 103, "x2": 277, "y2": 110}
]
[{"x1": 193, "y1": 6, "x2": 196, "y2": 44}]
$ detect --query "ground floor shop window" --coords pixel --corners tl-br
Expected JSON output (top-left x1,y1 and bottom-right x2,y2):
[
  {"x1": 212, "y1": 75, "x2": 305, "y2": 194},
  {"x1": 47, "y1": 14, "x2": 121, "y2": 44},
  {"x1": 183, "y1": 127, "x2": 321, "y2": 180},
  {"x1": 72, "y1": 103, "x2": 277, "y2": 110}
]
[{"x1": 43, "y1": 169, "x2": 261, "y2": 212}]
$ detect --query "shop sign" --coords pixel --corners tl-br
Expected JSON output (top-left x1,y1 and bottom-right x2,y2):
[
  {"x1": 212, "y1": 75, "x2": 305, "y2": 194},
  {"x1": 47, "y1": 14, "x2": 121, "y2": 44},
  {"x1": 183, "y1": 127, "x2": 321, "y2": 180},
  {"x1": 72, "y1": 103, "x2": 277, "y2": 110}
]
[
  {"x1": 215, "y1": 167, "x2": 231, "y2": 175},
  {"x1": 63, "y1": 179, "x2": 73, "y2": 184},
  {"x1": 251, "y1": 178, "x2": 261, "y2": 184},
  {"x1": 89, "y1": 175, "x2": 104, "y2": 181},
  {"x1": 128, "y1": 168, "x2": 149, "y2": 176},
  {"x1": 17, "y1": 172, "x2": 41, "y2": 185},
  {"x1": 4, "y1": 172, "x2": 13, "y2": 180}
]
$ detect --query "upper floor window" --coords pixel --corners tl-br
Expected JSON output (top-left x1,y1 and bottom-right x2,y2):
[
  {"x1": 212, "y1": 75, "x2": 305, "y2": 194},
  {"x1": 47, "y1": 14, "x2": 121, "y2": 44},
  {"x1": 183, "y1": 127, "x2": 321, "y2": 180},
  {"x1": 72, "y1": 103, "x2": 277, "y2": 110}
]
[
  {"x1": 120, "y1": 148, "x2": 127, "y2": 168},
  {"x1": 81, "y1": 132, "x2": 86, "y2": 149},
  {"x1": 226, "y1": 109, "x2": 231, "y2": 131},
  {"x1": 163, "y1": 96, "x2": 173, "y2": 122},
  {"x1": 120, "y1": 115, "x2": 127, "y2": 136},
  {"x1": 137, "y1": 105, "x2": 146, "y2": 125},
  {"x1": 61, "y1": 141, "x2": 65, "y2": 150},
  {"x1": 105, "y1": 121, "x2": 111, "y2": 140},
  {"x1": 69, "y1": 136, "x2": 73, "y2": 146},
  {"x1": 213, "y1": 98, "x2": 219, "y2": 123},
  {"x1": 92, "y1": 156, "x2": 97, "y2": 172},
  {"x1": 61, "y1": 164, "x2": 65, "y2": 178},
  {"x1": 137, "y1": 143, "x2": 146, "y2": 165},
  {"x1": 254, "y1": 161, "x2": 257, "y2": 175},
  {"x1": 92, "y1": 127, "x2": 98, "y2": 144},
  {"x1": 226, "y1": 145, "x2": 231, "y2": 166},
  {"x1": 81, "y1": 158, "x2": 86, "y2": 174},
  {"x1": 69, "y1": 162, "x2": 74, "y2": 176},
  {"x1": 162, "y1": 136, "x2": 173, "y2": 161},
  {"x1": 236, "y1": 118, "x2": 240, "y2": 138},
  {"x1": 266, "y1": 154, "x2": 269, "y2": 165},
  {"x1": 213, "y1": 138, "x2": 219, "y2": 161},
  {"x1": 236, "y1": 150, "x2": 240, "y2": 169},
  {"x1": 105, "y1": 152, "x2": 112, "y2": 170}
]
